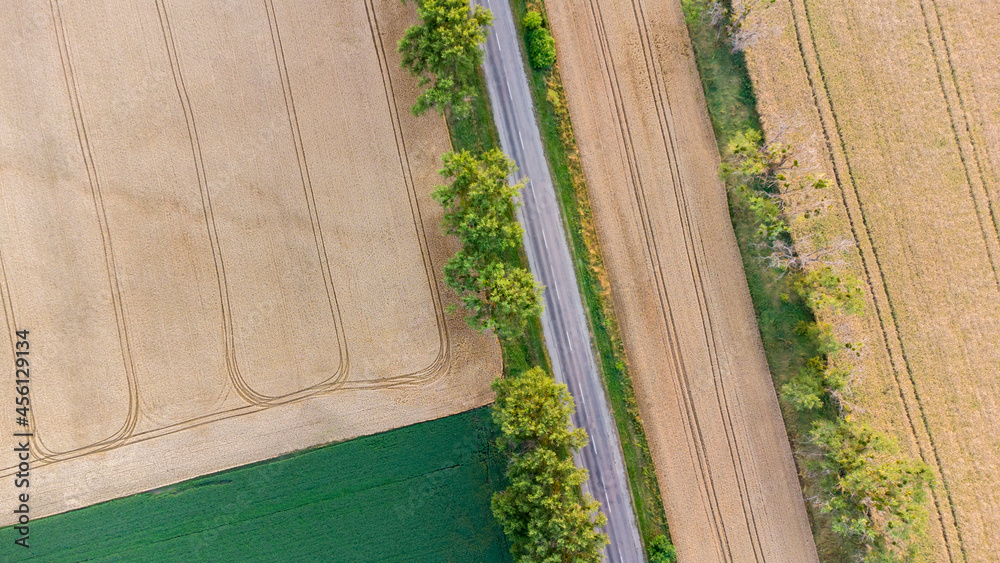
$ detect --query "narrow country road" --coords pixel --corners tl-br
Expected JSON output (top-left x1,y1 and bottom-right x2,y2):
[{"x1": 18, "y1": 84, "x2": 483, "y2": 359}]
[{"x1": 474, "y1": 1, "x2": 644, "y2": 561}]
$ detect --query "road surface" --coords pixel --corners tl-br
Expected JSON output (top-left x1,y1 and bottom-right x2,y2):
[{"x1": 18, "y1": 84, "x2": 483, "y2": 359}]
[{"x1": 474, "y1": 0, "x2": 644, "y2": 561}]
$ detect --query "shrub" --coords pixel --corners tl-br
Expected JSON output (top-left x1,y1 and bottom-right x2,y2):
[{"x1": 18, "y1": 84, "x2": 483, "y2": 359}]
[
  {"x1": 523, "y1": 10, "x2": 556, "y2": 70},
  {"x1": 523, "y1": 9, "x2": 544, "y2": 30},
  {"x1": 648, "y1": 534, "x2": 677, "y2": 562},
  {"x1": 809, "y1": 418, "x2": 932, "y2": 561}
]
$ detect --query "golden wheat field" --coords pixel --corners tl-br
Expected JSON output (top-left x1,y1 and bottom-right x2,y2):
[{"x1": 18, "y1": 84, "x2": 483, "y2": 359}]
[
  {"x1": 548, "y1": 0, "x2": 818, "y2": 560},
  {"x1": 0, "y1": 0, "x2": 499, "y2": 525},
  {"x1": 745, "y1": 0, "x2": 1000, "y2": 560}
]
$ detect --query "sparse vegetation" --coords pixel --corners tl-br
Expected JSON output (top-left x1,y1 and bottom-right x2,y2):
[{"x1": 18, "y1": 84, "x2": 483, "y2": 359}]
[
  {"x1": 684, "y1": 1, "x2": 933, "y2": 560},
  {"x1": 724, "y1": 125, "x2": 931, "y2": 563}
]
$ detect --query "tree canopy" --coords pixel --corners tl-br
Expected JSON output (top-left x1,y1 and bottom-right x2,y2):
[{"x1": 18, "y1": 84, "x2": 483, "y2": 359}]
[
  {"x1": 523, "y1": 10, "x2": 556, "y2": 70},
  {"x1": 434, "y1": 150, "x2": 542, "y2": 340},
  {"x1": 809, "y1": 418, "x2": 931, "y2": 561},
  {"x1": 434, "y1": 149, "x2": 524, "y2": 258},
  {"x1": 492, "y1": 368, "x2": 609, "y2": 562},
  {"x1": 398, "y1": 0, "x2": 493, "y2": 116}
]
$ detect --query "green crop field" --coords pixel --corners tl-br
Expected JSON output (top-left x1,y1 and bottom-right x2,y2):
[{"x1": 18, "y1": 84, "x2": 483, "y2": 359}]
[{"x1": 6, "y1": 408, "x2": 511, "y2": 562}]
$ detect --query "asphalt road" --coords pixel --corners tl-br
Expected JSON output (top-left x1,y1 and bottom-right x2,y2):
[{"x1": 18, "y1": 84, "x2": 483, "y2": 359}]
[{"x1": 474, "y1": 1, "x2": 644, "y2": 560}]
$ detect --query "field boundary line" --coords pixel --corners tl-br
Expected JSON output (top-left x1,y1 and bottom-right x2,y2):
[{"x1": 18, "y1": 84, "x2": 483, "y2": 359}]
[{"x1": 786, "y1": 0, "x2": 966, "y2": 559}]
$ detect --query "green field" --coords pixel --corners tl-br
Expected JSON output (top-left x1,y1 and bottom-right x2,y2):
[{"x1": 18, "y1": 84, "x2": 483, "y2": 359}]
[{"x1": 6, "y1": 408, "x2": 511, "y2": 562}]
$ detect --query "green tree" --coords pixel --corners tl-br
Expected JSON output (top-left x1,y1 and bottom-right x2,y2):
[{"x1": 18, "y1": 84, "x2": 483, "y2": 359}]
[
  {"x1": 492, "y1": 368, "x2": 609, "y2": 562},
  {"x1": 648, "y1": 534, "x2": 677, "y2": 563},
  {"x1": 434, "y1": 150, "x2": 542, "y2": 340},
  {"x1": 433, "y1": 149, "x2": 524, "y2": 258},
  {"x1": 523, "y1": 10, "x2": 556, "y2": 70},
  {"x1": 398, "y1": 0, "x2": 493, "y2": 116},
  {"x1": 447, "y1": 259, "x2": 541, "y2": 340},
  {"x1": 809, "y1": 418, "x2": 932, "y2": 561}
]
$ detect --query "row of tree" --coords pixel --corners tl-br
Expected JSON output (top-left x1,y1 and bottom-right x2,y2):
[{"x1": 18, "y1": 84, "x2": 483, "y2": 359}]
[
  {"x1": 723, "y1": 130, "x2": 931, "y2": 561},
  {"x1": 400, "y1": 3, "x2": 609, "y2": 562},
  {"x1": 492, "y1": 368, "x2": 609, "y2": 562},
  {"x1": 433, "y1": 149, "x2": 542, "y2": 340}
]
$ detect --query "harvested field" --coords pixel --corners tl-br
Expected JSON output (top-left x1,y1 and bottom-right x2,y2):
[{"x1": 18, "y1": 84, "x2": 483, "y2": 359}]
[
  {"x1": 744, "y1": 0, "x2": 1000, "y2": 560},
  {"x1": 0, "y1": 0, "x2": 499, "y2": 525},
  {"x1": 546, "y1": 1, "x2": 817, "y2": 561}
]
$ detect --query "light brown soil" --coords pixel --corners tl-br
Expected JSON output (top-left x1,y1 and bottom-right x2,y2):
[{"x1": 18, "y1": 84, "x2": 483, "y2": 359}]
[
  {"x1": 547, "y1": 1, "x2": 817, "y2": 561},
  {"x1": 0, "y1": 0, "x2": 499, "y2": 524},
  {"x1": 745, "y1": 0, "x2": 1000, "y2": 560}
]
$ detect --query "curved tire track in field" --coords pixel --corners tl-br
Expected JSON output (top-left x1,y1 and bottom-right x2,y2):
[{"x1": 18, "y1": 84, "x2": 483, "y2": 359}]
[
  {"x1": 356, "y1": 0, "x2": 452, "y2": 389},
  {"x1": 32, "y1": 0, "x2": 142, "y2": 462},
  {"x1": 0, "y1": 0, "x2": 458, "y2": 474},
  {"x1": 158, "y1": 0, "x2": 352, "y2": 408},
  {"x1": 786, "y1": 0, "x2": 967, "y2": 559}
]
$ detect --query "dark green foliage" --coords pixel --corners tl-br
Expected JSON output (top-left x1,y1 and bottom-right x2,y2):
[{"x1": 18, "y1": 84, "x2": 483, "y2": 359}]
[
  {"x1": 399, "y1": 0, "x2": 493, "y2": 116},
  {"x1": 434, "y1": 150, "x2": 543, "y2": 340},
  {"x1": 648, "y1": 534, "x2": 678, "y2": 563},
  {"x1": 809, "y1": 419, "x2": 931, "y2": 562},
  {"x1": 492, "y1": 368, "x2": 609, "y2": 562},
  {"x1": 523, "y1": 10, "x2": 556, "y2": 70},
  {"x1": 8, "y1": 409, "x2": 512, "y2": 562}
]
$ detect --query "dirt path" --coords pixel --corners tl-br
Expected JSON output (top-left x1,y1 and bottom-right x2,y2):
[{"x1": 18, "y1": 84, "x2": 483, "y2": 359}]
[
  {"x1": 547, "y1": 1, "x2": 818, "y2": 561},
  {"x1": 0, "y1": 0, "x2": 498, "y2": 525}
]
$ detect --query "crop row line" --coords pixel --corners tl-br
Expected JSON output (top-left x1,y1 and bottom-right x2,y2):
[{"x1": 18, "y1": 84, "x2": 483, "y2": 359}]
[{"x1": 786, "y1": 0, "x2": 967, "y2": 559}]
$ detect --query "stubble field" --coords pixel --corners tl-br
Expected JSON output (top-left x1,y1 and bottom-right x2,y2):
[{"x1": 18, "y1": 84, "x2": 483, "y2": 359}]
[
  {"x1": 0, "y1": 0, "x2": 499, "y2": 525},
  {"x1": 547, "y1": 1, "x2": 818, "y2": 561},
  {"x1": 745, "y1": 0, "x2": 1000, "y2": 560}
]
